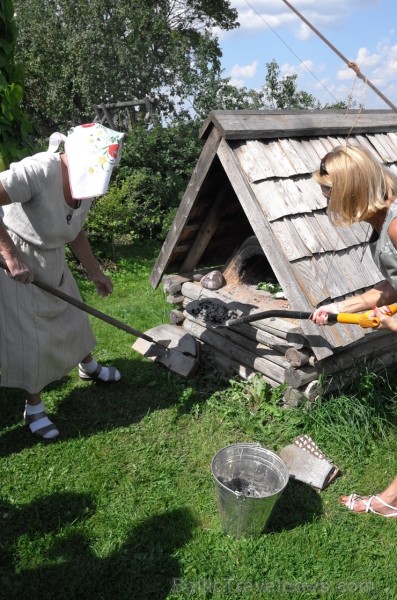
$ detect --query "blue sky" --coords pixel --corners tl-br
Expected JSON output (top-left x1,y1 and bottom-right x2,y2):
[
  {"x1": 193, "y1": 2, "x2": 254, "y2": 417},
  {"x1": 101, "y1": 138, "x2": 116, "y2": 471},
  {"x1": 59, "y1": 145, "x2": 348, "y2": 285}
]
[{"x1": 216, "y1": 0, "x2": 397, "y2": 109}]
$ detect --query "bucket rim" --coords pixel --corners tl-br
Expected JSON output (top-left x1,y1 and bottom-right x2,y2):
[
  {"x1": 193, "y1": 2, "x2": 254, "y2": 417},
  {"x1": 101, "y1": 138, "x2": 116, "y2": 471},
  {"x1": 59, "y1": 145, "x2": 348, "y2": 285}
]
[{"x1": 211, "y1": 442, "x2": 289, "y2": 497}]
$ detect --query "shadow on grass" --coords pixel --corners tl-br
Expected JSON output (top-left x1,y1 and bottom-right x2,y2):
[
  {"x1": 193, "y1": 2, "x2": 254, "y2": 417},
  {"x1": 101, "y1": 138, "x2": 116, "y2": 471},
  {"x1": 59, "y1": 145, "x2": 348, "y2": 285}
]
[
  {"x1": 0, "y1": 356, "x2": 230, "y2": 457},
  {"x1": 266, "y1": 480, "x2": 323, "y2": 532},
  {"x1": 1, "y1": 492, "x2": 196, "y2": 600}
]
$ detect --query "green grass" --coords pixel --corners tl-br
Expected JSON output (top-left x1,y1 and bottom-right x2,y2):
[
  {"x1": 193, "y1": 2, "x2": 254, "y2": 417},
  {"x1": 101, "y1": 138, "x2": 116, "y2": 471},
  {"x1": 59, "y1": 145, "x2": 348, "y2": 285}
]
[{"x1": 2, "y1": 241, "x2": 397, "y2": 599}]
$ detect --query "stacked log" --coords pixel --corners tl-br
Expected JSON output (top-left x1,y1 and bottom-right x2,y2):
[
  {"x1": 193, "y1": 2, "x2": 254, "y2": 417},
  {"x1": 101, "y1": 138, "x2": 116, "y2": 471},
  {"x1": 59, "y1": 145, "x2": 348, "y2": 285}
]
[{"x1": 162, "y1": 276, "x2": 397, "y2": 405}]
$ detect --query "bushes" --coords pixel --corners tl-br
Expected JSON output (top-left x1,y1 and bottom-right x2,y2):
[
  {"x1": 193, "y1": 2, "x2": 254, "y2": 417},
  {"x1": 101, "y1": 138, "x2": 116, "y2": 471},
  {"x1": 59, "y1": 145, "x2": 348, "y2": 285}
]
[
  {"x1": 0, "y1": 0, "x2": 33, "y2": 169},
  {"x1": 84, "y1": 119, "x2": 203, "y2": 258}
]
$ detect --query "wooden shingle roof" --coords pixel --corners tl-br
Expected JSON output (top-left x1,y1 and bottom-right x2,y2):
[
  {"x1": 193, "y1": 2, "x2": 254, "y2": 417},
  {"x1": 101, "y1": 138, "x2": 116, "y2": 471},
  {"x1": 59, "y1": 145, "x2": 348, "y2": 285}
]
[{"x1": 150, "y1": 109, "x2": 397, "y2": 359}]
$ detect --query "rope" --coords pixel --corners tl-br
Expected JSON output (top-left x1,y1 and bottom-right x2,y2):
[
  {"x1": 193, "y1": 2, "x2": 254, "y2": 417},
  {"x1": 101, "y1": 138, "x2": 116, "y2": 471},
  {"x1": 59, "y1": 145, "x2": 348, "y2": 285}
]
[
  {"x1": 241, "y1": 0, "x2": 342, "y2": 104},
  {"x1": 279, "y1": 0, "x2": 397, "y2": 113}
]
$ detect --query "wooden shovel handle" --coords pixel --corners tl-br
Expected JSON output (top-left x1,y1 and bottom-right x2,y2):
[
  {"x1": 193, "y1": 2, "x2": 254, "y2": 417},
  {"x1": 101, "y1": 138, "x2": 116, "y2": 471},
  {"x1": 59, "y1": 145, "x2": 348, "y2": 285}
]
[{"x1": 0, "y1": 256, "x2": 159, "y2": 345}]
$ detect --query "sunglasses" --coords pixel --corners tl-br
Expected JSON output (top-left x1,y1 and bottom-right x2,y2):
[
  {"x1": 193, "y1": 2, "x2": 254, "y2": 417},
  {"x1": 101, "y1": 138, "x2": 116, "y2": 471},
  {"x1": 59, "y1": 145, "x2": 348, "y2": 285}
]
[{"x1": 319, "y1": 152, "x2": 332, "y2": 176}]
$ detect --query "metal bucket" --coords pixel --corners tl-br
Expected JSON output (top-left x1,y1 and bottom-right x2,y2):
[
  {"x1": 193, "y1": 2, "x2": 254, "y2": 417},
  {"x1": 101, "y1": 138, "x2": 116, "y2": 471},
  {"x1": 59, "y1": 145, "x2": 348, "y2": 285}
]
[{"x1": 211, "y1": 443, "x2": 289, "y2": 538}]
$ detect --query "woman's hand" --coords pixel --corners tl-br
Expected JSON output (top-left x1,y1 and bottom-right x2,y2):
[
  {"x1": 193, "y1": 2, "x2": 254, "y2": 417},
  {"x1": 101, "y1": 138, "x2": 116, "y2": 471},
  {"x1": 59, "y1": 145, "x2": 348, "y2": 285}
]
[
  {"x1": 90, "y1": 271, "x2": 113, "y2": 297},
  {"x1": 311, "y1": 303, "x2": 339, "y2": 325},
  {"x1": 372, "y1": 306, "x2": 397, "y2": 332},
  {"x1": 2, "y1": 252, "x2": 33, "y2": 283}
]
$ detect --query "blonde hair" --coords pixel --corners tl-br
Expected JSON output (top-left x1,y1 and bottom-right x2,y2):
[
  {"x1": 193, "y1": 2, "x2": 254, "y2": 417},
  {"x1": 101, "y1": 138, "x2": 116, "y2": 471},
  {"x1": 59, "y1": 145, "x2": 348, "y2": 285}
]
[{"x1": 313, "y1": 145, "x2": 397, "y2": 226}]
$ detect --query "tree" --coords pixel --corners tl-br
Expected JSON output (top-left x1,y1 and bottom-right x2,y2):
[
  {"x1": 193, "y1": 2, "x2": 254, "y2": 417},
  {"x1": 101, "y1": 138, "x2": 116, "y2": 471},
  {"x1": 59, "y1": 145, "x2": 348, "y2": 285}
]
[
  {"x1": 83, "y1": 119, "x2": 203, "y2": 256},
  {"x1": 0, "y1": 0, "x2": 32, "y2": 169},
  {"x1": 13, "y1": 0, "x2": 239, "y2": 136},
  {"x1": 263, "y1": 60, "x2": 321, "y2": 109}
]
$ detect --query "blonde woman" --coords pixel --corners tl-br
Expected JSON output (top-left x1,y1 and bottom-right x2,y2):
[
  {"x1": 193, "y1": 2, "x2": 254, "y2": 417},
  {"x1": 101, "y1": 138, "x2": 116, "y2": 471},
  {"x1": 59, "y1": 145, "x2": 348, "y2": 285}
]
[{"x1": 311, "y1": 145, "x2": 397, "y2": 517}]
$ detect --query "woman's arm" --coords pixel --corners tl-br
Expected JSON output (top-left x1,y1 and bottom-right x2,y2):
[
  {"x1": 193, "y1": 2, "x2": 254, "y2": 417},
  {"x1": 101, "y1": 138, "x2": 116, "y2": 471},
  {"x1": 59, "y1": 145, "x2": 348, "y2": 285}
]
[
  {"x1": 0, "y1": 181, "x2": 32, "y2": 282},
  {"x1": 69, "y1": 229, "x2": 113, "y2": 297}
]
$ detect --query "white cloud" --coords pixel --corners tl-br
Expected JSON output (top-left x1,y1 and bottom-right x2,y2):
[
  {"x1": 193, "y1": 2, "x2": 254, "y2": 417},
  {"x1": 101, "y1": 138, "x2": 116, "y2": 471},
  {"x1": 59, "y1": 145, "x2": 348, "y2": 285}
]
[
  {"x1": 230, "y1": 61, "x2": 259, "y2": 80},
  {"x1": 227, "y1": 0, "x2": 381, "y2": 35}
]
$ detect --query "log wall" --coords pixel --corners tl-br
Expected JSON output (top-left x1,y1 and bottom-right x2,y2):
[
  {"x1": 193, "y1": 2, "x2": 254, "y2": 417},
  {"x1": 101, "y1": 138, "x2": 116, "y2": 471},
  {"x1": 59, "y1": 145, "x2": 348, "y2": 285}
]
[{"x1": 162, "y1": 275, "x2": 397, "y2": 406}]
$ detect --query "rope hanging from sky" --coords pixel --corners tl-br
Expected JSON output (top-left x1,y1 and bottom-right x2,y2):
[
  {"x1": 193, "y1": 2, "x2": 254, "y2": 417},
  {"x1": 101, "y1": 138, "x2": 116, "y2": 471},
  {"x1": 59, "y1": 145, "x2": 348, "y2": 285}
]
[{"x1": 280, "y1": 0, "x2": 397, "y2": 113}]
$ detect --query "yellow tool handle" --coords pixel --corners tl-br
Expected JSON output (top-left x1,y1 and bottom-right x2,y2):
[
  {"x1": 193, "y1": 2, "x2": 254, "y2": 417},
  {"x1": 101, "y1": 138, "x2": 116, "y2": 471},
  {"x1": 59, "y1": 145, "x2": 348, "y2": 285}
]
[{"x1": 336, "y1": 303, "x2": 397, "y2": 328}]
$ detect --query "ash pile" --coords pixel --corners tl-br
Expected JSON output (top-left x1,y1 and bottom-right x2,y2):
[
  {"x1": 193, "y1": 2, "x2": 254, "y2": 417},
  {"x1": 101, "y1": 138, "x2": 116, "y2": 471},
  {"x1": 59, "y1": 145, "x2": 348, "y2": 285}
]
[{"x1": 188, "y1": 299, "x2": 240, "y2": 327}]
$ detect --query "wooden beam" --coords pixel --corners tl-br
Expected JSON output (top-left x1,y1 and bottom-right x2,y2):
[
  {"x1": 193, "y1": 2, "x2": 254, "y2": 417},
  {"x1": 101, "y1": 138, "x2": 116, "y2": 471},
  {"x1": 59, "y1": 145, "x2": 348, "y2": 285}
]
[
  {"x1": 149, "y1": 127, "x2": 221, "y2": 288},
  {"x1": 200, "y1": 110, "x2": 397, "y2": 141},
  {"x1": 179, "y1": 185, "x2": 231, "y2": 273}
]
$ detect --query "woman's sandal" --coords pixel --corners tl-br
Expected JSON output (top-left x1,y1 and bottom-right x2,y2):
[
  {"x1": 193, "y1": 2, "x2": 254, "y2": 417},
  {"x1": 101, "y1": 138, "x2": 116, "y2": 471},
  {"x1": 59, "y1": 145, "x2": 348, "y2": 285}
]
[
  {"x1": 341, "y1": 493, "x2": 397, "y2": 518},
  {"x1": 24, "y1": 409, "x2": 60, "y2": 441},
  {"x1": 78, "y1": 364, "x2": 121, "y2": 383}
]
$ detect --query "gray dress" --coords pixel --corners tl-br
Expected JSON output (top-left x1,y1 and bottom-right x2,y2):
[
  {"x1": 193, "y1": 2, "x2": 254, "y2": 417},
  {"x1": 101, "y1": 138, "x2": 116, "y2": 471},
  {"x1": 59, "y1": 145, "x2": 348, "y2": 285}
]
[
  {"x1": 370, "y1": 200, "x2": 397, "y2": 290},
  {"x1": 0, "y1": 152, "x2": 97, "y2": 393}
]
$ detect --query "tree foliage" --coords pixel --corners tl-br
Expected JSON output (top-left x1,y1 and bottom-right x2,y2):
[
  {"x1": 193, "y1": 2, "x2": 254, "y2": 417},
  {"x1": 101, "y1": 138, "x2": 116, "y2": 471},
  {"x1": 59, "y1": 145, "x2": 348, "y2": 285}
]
[
  {"x1": 84, "y1": 119, "x2": 203, "y2": 256},
  {"x1": 263, "y1": 60, "x2": 321, "y2": 109},
  {"x1": 13, "y1": 0, "x2": 238, "y2": 136},
  {"x1": 0, "y1": 0, "x2": 32, "y2": 169}
]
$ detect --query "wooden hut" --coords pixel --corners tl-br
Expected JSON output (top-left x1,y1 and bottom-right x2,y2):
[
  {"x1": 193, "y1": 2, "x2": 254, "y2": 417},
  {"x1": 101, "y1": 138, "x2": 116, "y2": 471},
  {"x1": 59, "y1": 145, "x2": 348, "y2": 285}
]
[{"x1": 148, "y1": 109, "x2": 397, "y2": 404}]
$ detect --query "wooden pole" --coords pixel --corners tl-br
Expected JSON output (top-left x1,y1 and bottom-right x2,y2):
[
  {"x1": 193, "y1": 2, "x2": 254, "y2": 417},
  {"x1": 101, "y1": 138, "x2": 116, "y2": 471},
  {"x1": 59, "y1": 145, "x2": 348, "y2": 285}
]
[{"x1": 280, "y1": 0, "x2": 397, "y2": 113}]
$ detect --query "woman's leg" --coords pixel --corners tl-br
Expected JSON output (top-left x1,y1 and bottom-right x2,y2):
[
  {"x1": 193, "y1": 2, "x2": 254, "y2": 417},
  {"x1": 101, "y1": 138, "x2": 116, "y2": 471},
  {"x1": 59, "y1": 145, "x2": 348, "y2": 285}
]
[
  {"x1": 79, "y1": 353, "x2": 121, "y2": 382},
  {"x1": 24, "y1": 392, "x2": 59, "y2": 441},
  {"x1": 340, "y1": 476, "x2": 397, "y2": 516}
]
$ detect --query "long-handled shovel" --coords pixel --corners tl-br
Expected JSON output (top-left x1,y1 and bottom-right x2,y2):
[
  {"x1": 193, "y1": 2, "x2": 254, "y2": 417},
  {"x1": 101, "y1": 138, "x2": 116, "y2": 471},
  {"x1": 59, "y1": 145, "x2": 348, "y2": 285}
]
[
  {"x1": 220, "y1": 306, "x2": 397, "y2": 329},
  {"x1": 0, "y1": 257, "x2": 199, "y2": 378}
]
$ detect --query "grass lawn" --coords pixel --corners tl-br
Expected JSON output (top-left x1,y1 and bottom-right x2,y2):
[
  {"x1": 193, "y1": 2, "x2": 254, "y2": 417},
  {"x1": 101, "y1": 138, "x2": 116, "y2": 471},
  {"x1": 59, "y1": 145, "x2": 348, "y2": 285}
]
[{"x1": 2, "y1": 241, "x2": 397, "y2": 599}]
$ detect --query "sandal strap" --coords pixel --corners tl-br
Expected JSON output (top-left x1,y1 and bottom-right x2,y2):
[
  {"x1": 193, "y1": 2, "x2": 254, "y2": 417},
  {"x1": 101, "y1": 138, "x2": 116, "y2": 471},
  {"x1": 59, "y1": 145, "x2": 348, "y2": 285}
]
[
  {"x1": 81, "y1": 364, "x2": 103, "y2": 379},
  {"x1": 79, "y1": 364, "x2": 120, "y2": 382},
  {"x1": 24, "y1": 410, "x2": 59, "y2": 439},
  {"x1": 367, "y1": 495, "x2": 397, "y2": 515},
  {"x1": 25, "y1": 410, "x2": 48, "y2": 424},
  {"x1": 346, "y1": 493, "x2": 397, "y2": 516}
]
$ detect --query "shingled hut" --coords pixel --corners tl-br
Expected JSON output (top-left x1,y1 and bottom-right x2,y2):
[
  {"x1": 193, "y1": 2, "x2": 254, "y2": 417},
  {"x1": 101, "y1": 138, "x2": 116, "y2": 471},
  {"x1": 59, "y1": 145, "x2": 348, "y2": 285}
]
[{"x1": 148, "y1": 109, "x2": 397, "y2": 403}]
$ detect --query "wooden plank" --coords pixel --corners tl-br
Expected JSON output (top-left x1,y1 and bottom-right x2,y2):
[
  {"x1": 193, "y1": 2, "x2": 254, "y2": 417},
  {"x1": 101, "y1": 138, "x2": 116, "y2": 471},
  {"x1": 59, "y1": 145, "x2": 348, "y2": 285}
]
[
  {"x1": 309, "y1": 138, "x2": 333, "y2": 161},
  {"x1": 233, "y1": 140, "x2": 275, "y2": 182},
  {"x1": 293, "y1": 177, "x2": 325, "y2": 211},
  {"x1": 300, "y1": 317, "x2": 362, "y2": 358},
  {"x1": 289, "y1": 214, "x2": 324, "y2": 254},
  {"x1": 254, "y1": 180, "x2": 291, "y2": 221},
  {"x1": 320, "y1": 330, "x2": 397, "y2": 375},
  {"x1": 349, "y1": 221, "x2": 372, "y2": 245},
  {"x1": 183, "y1": 312, "x2": 290, "y2": 369},
  {"x1": 182, "y1": 318, "x2": 287, "y2": 383},
  {"x1": 289, "y1": 138, "x2": 319, "y2": 171},
  {"x1": 260, "y1": 141, "x2": 298, "y2": 178},
  {"x1": 199, "y1": 110, "x2": 397, "y2": 141},
  {"x1": 179, "y1": 185, "x2": 230, "y2": 273},
  {"x1": 278, "y1": 138, "x2": 310, "y2": 173},
  {"x1": 366, "y1": 133, "x2": 397, "y2": 162},
  {"x1": 354, "y1": 134, "x2": 384, "y2": 161},
  {"x1": 314, "y1": 253, "x2": 349, "y2": 299},
  {"x1": 343, "y1": 246, "x2": 383, "y2": 289},
  {"x1": 284, "y1": 364, "x2": 318, "y2": 388},
  {"x1": 208, "y1": 351, "x2": 279, "y2": 385},
  {"x1": 274, "y1": 179, "x2": 313, "y2": 213},
  {"x1": 300, "y1": 139, "x2": 324, "y2": 170},
  {"x1": 132, "y1": 324, "x2": 199, "y2": 379},
  {"x1": 312, "y1": 212, "x2": 347, "y2": 251},
  {"x1": 149, "y1": 127, "x2": 221, "y2": 288},
  {"x1": 386, "y1": 132, "x2": 397, "y2": 153},
  {"x1": 270, "y1": 220, "x2": 310, "y2": 261},
  {"x1": 290, "y1": 257, "x2": 332, "y2": 306}
]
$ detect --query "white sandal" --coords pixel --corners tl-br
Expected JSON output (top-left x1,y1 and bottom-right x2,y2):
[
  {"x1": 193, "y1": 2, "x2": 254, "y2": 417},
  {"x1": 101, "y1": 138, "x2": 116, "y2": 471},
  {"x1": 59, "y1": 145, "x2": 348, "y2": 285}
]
[{"x1": 343, "y1": 493, "x2": 397, "y2": 518}]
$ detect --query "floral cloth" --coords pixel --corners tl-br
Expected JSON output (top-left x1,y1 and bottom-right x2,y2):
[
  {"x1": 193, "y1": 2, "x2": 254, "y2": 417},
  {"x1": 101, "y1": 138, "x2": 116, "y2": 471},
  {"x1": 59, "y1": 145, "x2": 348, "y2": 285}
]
[{"x1": 48, "y1": 123, "x2": 124, "y2": 199}]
